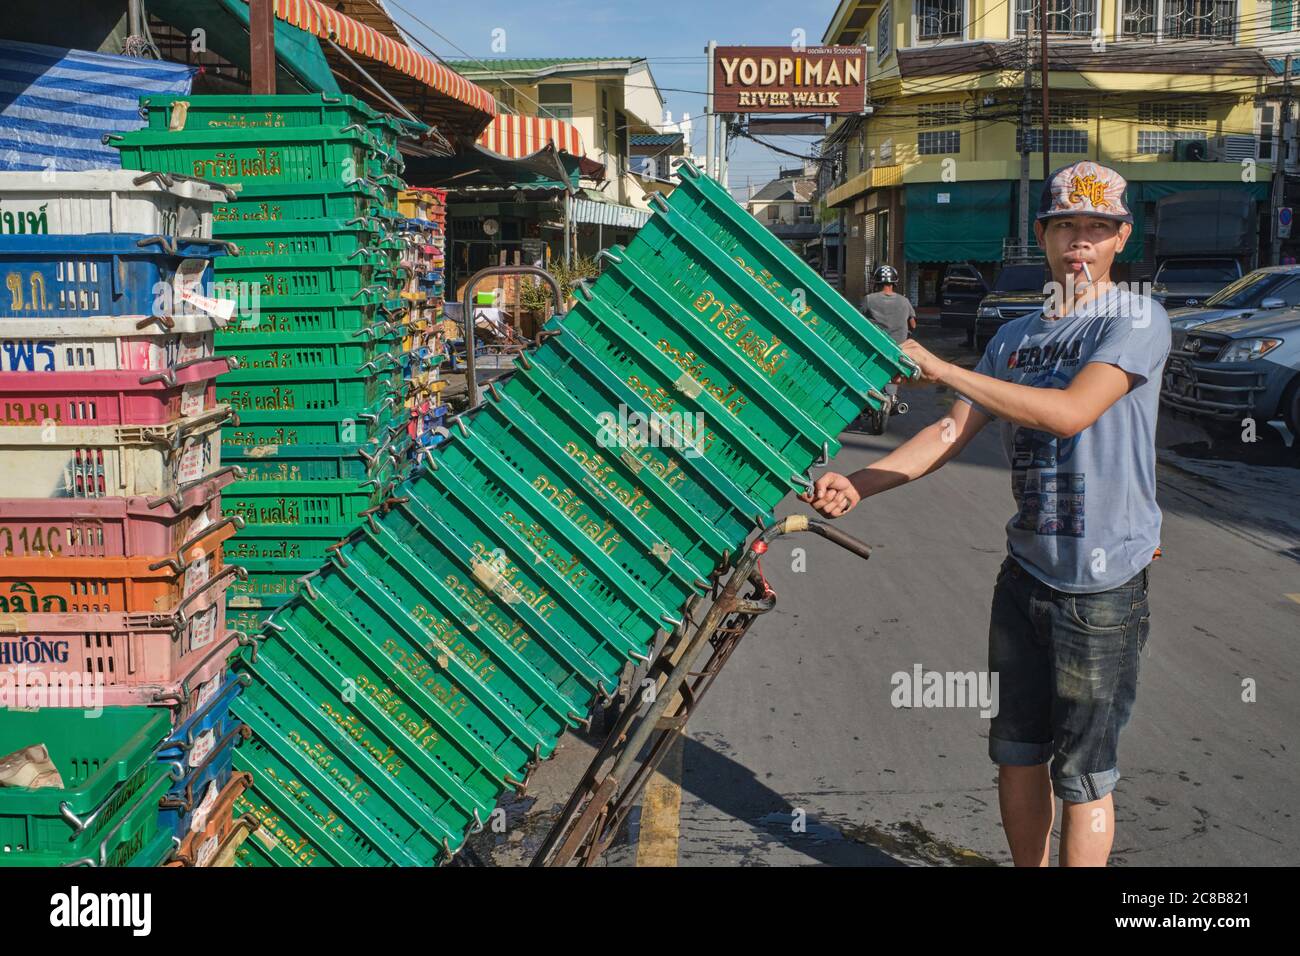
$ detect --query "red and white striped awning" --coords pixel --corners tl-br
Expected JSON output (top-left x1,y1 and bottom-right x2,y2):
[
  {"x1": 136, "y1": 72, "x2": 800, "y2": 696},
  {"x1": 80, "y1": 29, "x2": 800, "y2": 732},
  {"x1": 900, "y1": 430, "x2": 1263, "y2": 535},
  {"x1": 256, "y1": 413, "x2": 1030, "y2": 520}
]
[
  {"x1": 254, "y1": 0, "x2": 497, "y2": 119},
  {"x1": 476, "y1": 114, "x2": 585, "y2": 159}
]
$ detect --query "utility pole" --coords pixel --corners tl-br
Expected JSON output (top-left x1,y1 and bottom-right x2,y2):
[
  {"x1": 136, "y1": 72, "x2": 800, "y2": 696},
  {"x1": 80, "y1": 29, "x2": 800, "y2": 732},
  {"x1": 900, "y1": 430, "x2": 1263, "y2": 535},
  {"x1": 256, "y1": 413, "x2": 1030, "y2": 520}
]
[
  {"x1": 705, "y1": 40, "x2": 717, "y2": 180},
  {"x1": 1272, "y1": 53, "x2": 1293, "y2": 266},
  {"x1": 1018, "y1": 17, "x2": 1032, "y2": 254},
  {"x1": 1039, "y1": 0, "x2": 1051, "y2": 180}
]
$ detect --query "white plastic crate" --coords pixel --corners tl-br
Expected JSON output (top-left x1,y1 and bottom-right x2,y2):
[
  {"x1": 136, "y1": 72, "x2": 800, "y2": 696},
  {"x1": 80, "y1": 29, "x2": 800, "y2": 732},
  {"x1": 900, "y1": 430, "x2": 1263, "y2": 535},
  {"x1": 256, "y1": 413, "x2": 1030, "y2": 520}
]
[
  {"x1": 0, "y1": 170, "x2": 230, "y2": 238},
  {"x1": 0, "y1": 316, "x2": 215, "y2": 372},
  {"x1": 0, "y1": 408, "x2": 229, "y2": 498}
]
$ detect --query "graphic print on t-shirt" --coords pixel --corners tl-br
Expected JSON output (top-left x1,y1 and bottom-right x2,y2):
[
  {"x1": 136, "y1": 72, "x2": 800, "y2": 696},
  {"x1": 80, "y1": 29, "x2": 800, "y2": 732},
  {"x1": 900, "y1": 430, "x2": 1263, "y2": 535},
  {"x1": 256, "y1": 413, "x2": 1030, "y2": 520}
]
[{"x1": 1010, "y1": 428, "x2": 1086, "y2": 538}]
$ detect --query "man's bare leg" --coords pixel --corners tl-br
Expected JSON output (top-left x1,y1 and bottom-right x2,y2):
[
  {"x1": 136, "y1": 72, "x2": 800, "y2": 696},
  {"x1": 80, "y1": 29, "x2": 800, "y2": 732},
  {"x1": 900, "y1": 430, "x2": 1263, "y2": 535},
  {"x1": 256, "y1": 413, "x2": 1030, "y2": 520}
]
[
  {"x1": 998, "y1": 764, "x2": 1053, "y2": 866},
  {"x1": 1059, "y1": 794, "x2": 1114, "y2": 867}
]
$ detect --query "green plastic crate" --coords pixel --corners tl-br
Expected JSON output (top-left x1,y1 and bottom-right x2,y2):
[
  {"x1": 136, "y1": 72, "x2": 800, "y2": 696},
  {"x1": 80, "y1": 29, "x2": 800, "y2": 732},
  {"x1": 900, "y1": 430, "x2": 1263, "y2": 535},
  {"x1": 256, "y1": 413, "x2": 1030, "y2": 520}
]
[
  {"x1": 625, "y1": 160, "x2": 915, "y2": 406},
  {"x1": 223, "y1": 478, "x2": 387, "y2": 527},
  {"x1": 231, "y1": 636, "x2": 476, "y2": 865},
  {"x1": 225, "y1": 522, "x2": 359, "y2": 564},
  {"x1": 226, "y1": 560, "x2": 316, "y2": 609},
  {"x1": 221, "y1": 400, "x2": 407, "y2": 448},
  {"x1": 213, "y1": 292, "x2": 387, "y2": 336},
  {"x1": 223, "y1": 438, "x2": 410, "y2": 483},
  {"x1": 214, "y1": 253, "x2": 380, "y2": 297},
  {"x1": 218, "y1": 363, "x2": 404, "y2": 413},
  {"x1": 215, "y1": 328, "x2": 403, "y2": 371},
  {"x1": 213, "y1": 217, "x2": 387, "y2": 257},
  {"x1": 110, "y1": 125, "x2": 374, "y2": 187},
  {"x1": 0, "y1": 708, "x2": 171, "y2": 867},
  {"x1": 231, "y1": 774, "x2": 338, "y2": 867},
  {"x1": 141, "y1": 92, "x2": 383, "y2": 134},
  {"x1": 211, "y1": 180, "x2": 386, "y2": 224}
]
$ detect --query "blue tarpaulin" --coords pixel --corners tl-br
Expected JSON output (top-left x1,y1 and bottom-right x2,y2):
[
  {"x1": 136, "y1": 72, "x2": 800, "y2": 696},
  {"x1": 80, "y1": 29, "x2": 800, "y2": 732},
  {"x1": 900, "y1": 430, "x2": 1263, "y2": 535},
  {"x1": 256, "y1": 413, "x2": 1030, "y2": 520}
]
[{"x1": 0, "y1": 39, "x2": 195, "y2": 173}]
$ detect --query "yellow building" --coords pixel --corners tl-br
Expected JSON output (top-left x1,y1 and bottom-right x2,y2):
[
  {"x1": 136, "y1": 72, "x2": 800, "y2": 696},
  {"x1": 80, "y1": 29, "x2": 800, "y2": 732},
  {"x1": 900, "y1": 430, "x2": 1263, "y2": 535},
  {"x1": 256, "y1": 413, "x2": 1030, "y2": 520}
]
[{"x1": 820, "y1": 0, "x2": 1286, "y2": 303}]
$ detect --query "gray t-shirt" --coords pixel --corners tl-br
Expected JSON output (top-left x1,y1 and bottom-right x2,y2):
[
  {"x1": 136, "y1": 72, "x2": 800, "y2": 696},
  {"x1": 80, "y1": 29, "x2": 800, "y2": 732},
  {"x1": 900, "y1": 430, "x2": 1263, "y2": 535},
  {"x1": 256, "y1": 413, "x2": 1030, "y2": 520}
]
[
  {"x1": 955, "y1": 290, "x2": 1171, "y2": 593},
  {"x1": 860, "y1": 291, "x2": 914, "y2": 343}
]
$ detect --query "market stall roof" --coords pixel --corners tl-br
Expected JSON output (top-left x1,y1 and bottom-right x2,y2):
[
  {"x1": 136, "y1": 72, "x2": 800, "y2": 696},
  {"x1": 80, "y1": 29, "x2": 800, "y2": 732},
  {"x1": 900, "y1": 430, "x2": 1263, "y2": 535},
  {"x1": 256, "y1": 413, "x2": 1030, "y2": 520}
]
[
  {"x1": 238, "y1": 0, "x2": 497, "y2": 139},
  {"x1": 477, "y1": 113, "x2": 585, "y2": 160},
  {"x1": 404, "y1": 142, "x2": 581, "y2": 192}
]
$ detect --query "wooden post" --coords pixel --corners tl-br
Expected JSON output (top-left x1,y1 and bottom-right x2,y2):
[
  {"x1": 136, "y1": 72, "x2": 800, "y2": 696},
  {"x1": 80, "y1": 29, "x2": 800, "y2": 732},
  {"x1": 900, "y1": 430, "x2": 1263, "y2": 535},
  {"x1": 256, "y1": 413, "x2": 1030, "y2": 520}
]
[{"x1": 249, "y1": 0, "x2": 276, "y2": 95}]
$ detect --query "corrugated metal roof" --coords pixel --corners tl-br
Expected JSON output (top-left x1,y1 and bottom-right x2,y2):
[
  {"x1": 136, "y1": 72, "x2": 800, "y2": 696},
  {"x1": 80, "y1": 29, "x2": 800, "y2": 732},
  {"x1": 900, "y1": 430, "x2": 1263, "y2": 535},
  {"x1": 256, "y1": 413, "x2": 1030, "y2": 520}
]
[
  {"x1": 445, "y1": 57, "x2": 643, "y2": 75},
  {"x1": 631, "y1": 133, "x2": 681, "y2": 147},
  {"x1": 570, "y1": 197, "x2": 650, "y2": 229}
]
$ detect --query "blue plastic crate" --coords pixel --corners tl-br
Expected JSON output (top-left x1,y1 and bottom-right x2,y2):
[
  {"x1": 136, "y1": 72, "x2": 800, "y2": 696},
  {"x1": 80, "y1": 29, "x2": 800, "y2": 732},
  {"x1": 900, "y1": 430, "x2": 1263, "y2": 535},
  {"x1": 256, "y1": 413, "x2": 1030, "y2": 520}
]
[
  {"x1": 156, "y1": 675, "x2": 245, "y2": 837},
  {"x1": 0, "y1": 234, "x2": 229, "y2": 318}
]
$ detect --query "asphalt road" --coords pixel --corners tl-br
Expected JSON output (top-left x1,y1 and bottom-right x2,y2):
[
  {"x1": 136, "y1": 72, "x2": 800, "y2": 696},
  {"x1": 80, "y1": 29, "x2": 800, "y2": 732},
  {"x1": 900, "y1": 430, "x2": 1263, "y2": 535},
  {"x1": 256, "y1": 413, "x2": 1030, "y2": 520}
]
[{"x1": 471, "y1": 322, "x2": 1300, "y2": 867}]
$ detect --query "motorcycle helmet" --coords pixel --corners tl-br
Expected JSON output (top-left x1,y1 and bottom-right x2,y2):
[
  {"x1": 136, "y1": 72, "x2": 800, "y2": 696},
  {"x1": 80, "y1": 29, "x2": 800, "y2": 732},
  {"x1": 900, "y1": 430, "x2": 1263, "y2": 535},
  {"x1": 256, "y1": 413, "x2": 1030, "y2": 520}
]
[{"x1": 873, "y1": 264, "x2": 899, "y2": 286}]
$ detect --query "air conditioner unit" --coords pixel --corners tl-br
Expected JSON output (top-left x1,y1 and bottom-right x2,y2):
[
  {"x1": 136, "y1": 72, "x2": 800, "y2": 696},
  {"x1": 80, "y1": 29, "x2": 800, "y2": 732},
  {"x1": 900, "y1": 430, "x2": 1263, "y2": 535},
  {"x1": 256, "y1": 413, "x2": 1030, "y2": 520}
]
[
  {"x1": 1210, "y1": 134, "x2": 1258, "y2": 162},
  {"x1": 1174, "y1": 139, "x2": 1209, "y2": 161}
]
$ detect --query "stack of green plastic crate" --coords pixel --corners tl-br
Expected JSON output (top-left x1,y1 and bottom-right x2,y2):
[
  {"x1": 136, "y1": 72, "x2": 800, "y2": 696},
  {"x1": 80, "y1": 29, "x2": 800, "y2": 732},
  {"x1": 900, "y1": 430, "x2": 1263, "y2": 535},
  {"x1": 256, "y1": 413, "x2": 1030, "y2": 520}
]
[
  {"x1": 0, "y1": 709, "x2": 175, "y2": 867},
  {"x1": 113, "y1": 94, "x2": 425, "y2": 634},
  {"x1": 211, "y1": 158, "x2": 917, "y2": 867}
]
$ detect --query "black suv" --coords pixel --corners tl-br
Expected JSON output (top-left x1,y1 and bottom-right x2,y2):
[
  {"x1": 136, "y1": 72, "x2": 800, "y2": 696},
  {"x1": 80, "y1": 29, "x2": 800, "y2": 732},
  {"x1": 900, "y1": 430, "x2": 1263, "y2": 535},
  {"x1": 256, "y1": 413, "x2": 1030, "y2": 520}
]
[
  {"x1": 938, "y1": 262, "x2": 990, "y2": 346},
  {"x1": 974, "y1": 263, "x2": 1052, "y2": 351}
]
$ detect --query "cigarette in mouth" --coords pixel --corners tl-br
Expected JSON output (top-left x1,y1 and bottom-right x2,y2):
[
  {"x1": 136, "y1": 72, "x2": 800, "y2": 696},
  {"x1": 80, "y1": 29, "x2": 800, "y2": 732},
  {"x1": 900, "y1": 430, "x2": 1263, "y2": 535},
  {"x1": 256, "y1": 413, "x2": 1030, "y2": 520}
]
[{"x1": 1081, "y1": 262, "x2": 1093, "y2": 285}]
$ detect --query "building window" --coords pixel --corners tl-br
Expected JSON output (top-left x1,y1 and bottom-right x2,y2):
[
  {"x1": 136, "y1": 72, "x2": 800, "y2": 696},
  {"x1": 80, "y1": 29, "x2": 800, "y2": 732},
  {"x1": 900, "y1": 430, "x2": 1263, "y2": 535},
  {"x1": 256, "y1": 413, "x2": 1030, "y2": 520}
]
[
  {"x1": 492, "y1": 86, "x2": 516, "y2": 111},
  {"x1": 1122, "y1": 0, "x2": 1237, "y2": 38},
  {"x1": 1017, "y1": 128, "x2": 1089, "y2": 152},
  {"x1": 917, "y1": 0, "x2": 964, "y2": 39},
  {"x1": 1014, "y1": 0, "x2": 1096, "y2": 35},
  {"x1": 768, "y1": 205, "x2": 781, "y2": 222},
  {"x1": 918, "y1": 129, "x2": 960, "y2": 154},
  {"x1": 917, "y1": 101, "x2": 963, "y2": 127},
  {"x1": 1258, "y1": 105, "x2": 1276, "y2": 160},
  {"x1": 1138, "y1": 102, "x2": 1207, "y2": 126},
  {"x1": 797, "y1": 204, "x2": 814, "y2": 222},
  {"x1": 1136, "y1": 129, "x2": 1207, "y2": 154},
  {"x1": 538, "y1": 83, "x2": 573, "y2": 121},
  {"x1": 1273, "y1": 0, "x2": 1294, "y2": 29},
  {"x1": 1164, "y1": 0, "x2": 1237, "y2": 38},
  {"x1": 877, "y1": 4, "x2": 892, "y2": 65}
]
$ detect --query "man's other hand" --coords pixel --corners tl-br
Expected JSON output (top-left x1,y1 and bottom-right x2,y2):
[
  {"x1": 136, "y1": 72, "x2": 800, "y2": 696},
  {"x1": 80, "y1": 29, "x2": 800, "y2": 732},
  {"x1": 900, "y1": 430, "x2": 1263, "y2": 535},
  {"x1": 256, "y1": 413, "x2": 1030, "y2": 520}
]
[{"x1": 799, "y1": 471, "x2": 861, "y2": 518}]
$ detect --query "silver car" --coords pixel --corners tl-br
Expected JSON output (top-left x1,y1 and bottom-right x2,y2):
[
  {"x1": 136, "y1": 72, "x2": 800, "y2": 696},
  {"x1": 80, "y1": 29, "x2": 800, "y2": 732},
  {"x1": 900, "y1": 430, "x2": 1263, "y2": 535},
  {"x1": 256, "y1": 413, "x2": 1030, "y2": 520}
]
[{"x1": 1168, "y1": 266, "x2": 1300, "y2": 351}]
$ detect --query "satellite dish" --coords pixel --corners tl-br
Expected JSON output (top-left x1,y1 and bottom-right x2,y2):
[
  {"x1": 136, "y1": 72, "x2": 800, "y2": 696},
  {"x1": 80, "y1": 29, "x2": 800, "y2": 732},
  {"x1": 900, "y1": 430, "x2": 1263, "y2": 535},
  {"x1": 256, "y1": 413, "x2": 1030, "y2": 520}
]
[{"x1": 482, "y1": 217, "x2": 500, "y2": 236}]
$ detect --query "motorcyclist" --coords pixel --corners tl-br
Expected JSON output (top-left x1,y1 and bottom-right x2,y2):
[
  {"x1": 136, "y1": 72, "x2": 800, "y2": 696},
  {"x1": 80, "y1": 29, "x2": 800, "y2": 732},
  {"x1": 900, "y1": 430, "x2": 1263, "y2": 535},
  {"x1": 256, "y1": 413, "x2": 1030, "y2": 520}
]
[{"x1": 859, "y1": 264, "x2": 916, "y2": 409}]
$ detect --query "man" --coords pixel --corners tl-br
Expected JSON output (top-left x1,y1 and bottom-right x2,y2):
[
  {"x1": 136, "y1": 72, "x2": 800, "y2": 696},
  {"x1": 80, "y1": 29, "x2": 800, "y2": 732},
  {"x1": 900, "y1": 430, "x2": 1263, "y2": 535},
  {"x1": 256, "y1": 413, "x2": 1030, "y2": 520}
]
[
  {"x1": 860, "y1": 264, "x2": 917, "y2": 345},
  {"x1": 802, "y1": 161, "x2": 1170, "y2": 866}
]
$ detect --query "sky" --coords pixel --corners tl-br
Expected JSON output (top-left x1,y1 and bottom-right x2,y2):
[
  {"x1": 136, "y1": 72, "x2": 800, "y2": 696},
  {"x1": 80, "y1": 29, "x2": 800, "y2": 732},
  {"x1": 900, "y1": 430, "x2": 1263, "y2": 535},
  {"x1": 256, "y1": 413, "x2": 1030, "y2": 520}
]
[{"x1": 389, "y1": 0, "x2": 844, "y2": 198}]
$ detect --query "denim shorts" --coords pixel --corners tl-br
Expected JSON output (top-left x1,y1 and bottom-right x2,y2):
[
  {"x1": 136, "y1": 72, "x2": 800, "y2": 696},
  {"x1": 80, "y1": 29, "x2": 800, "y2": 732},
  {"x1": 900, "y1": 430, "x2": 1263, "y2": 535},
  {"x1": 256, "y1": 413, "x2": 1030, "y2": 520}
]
[{"x1": 987, "y1": 555, "x2": 1151, "y2": 803}]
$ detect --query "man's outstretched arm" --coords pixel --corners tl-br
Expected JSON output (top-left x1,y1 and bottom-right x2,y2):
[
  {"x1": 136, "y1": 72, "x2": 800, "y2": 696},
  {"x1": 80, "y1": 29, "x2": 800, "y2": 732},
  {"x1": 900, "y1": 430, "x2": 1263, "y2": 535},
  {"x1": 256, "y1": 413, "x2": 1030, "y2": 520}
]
[
  {"x1": 803, "y1": 399, "x2": 990, "y2": 518},
  {"x1": 902, "y1": 340, "x2": 1136, "y2": 439}
]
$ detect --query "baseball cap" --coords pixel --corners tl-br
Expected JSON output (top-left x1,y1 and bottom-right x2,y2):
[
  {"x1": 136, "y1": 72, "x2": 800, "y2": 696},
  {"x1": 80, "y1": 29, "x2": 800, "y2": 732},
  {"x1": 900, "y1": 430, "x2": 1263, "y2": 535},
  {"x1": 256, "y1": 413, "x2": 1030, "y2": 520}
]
[{"x1": 1036, "y1": 160, "x2": 1133, "y2": 224}]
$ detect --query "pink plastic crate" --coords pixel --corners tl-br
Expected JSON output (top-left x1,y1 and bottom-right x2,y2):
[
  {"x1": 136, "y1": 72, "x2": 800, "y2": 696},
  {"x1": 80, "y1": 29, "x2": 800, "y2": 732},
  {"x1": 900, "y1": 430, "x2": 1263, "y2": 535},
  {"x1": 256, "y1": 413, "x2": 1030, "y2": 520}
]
[
  {"x1": 0, "y1": 607, "x2": 240, "y2": 713},
  {"x1": 0, "y1": 468, "x2": 237, "y2": 558},
  {"x1": 0, "y1": 357, "x2": 233, "y2": 426}
]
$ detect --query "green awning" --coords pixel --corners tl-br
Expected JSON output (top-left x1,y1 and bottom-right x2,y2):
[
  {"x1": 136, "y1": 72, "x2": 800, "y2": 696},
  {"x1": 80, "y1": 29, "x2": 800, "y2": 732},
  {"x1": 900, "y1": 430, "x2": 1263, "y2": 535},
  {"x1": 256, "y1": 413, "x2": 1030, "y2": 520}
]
[
  {"x1": 1015, "y1": 178, "x2": 1270, "y2": 263},
  {"x1": 904, "y1": 182, "x2": 1013, "y2": 262},
  {"x1": 146, "y1": 0, "x2": 338, "y2": 94}
]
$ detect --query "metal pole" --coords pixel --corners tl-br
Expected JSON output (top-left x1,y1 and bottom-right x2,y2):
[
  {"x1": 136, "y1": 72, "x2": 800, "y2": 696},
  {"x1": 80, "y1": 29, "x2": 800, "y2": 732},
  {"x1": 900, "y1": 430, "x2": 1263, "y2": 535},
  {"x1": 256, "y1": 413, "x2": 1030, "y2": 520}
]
[
  {"x1": 1272, "y1": 54, "x2": 1292, "y2": 266},
  {"x1": 719, "y1": 115, "x2": 729, "y2": 189},
  {"x1": 563, "y1": 192, "x2": 572, "y2": 267},
  {"x1": 459, "y1": 265, "x2": 563, "y2": 410},
  {"x1": 1039, "y1": 0, "x2": 1050, "y2": 180},
  {"x1": 705, "y1": 41, "x2": 717, "y2": 180},
  {"x1": 249, "y1": 0, "x2": 276, "y2": 95},
  {"x1": 1019, "y1": 18, "x2": 1032, "y2": 253}
]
